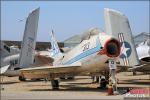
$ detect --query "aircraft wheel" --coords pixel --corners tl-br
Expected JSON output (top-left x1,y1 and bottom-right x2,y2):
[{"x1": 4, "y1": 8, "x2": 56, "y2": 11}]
[
  {"x1": 133, "y1": 71, "x2": 136, "y2": 75},
  {"x1": 67, "y1": 76, "x2": 74, "y2": 80},
  {"x1": 19, "y1": 76, "x2": 26, "y2": 81},
  {"x1": 51, "y1": 80, "x2": 59, "y2": 90},
  {"x1": 60, "y1": 77, "x2": 65, "y2": 80},
  {"x1": 100, "y1": 78, "x2": 107, "y2": 89},
  {"x1": 31, "y1": 78, "x2": 41, "y2": 81}
]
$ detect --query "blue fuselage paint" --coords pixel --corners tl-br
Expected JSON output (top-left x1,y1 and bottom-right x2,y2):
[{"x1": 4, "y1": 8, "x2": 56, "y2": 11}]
[{"x1": 64, "y1": 37, "x2": 102, "y2": 65}]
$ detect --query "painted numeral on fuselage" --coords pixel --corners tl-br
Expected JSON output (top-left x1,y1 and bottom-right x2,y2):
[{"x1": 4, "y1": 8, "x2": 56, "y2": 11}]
[{"x1": 82, "y1": 42, "x2": 90, "y2": 51}]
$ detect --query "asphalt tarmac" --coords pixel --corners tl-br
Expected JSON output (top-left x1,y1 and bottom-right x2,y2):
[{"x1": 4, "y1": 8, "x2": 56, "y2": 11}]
[{"x1": 1, "y1": 72, "x2": 150, "y2": 100}]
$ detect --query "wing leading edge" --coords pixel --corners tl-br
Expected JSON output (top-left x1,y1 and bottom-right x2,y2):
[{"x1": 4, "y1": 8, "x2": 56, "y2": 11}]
[{"x1": 20, "y1": 64, "x2": 81, "y2": 79}]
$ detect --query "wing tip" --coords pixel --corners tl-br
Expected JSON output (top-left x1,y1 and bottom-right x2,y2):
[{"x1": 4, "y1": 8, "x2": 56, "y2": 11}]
[
  {"x1": 29, "y1": 7, "x2": 40, "y2": 15},
  {"x1": 104, "y1": 8, "x2": 126, "y2": 17}
]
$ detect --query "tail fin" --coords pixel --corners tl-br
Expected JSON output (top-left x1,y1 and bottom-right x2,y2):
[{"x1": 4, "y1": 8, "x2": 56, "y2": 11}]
[
  {"x1": 19, "y1": 8, "x2": 40, "y2": 68},
  {"x1": 49, "y1": 30, "x2": 61, "y2": 57},
  {"x1": 104, "y1": 8, "x2": 139, "y2": 66}
]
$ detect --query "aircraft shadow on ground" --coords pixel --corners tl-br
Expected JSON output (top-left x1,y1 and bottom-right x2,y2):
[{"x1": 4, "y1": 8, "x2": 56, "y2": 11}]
[
  {"x1": 0, "y1": 81, "x2": 19, "y2": 85},
  {"x1": 60, "y1": 78, "x2": 91, "y2": 82},
  {"x1": 24, "y1": 79, "x2": 44, "y2": 82},
  {"x1": 125, "y1": 74, "x2": 150, "y2": 76},
  {"x1": 30, "y1": 84, "x2": 106, "y2": 92},
  {"x1": 67, "y1": 82, "x2": 93, "y2": 85},
  {"x1": 118, "y1": 79, "x2": 150, "y2": 85},
  {"x1": 73, "y1": 77, "x2": 91, "y2": 80}
]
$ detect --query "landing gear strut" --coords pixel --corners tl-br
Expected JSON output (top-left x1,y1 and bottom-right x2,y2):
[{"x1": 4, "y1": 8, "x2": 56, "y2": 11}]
[
  {"x1": 98, "y1": 71, "x2": 109, "y2": 89},
  {"x1": 100, "y1": 78, "x2": 107, "y2": 89},
  {"x1": 133, "y1": 71, "x2": 136, "y2": 75},
  {"x1": 19, "y1": 76, "x2": 26, "y2": 81},
  {"x1": 51, "y1": 80, "x2": 59, "y2": 90},
  {"x1": 108, "y1": 58, "x2": 118, "y2": 95}
]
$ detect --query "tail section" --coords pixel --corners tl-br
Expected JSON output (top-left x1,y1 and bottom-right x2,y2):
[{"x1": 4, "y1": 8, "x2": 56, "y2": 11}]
[
  {"x1": 104, "y1": 8, "x2": 139, "y2": 66},
  {"x1": 49, "y1": 30, "x2": 61, "y2": 57},
  {"x1": 19, "y1": 8, "x2": 40, "y2": 68}
]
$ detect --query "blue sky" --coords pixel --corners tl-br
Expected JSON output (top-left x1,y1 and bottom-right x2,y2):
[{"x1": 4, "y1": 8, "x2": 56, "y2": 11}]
[{"x1": 1, "y1": 1, "x2": 149, "y2": 42}]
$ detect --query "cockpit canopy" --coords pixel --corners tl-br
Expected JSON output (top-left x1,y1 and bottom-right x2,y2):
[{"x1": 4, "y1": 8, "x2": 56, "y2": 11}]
[
  {"x1": 80, "y1": 27, "x2": 104, "y2": 42},
  {"x1": 63, "y1": 27, "x2": 104, "y2": 48}
]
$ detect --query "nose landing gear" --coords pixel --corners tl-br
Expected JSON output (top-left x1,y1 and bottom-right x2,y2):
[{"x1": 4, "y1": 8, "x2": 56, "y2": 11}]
[{"x1": 108, "y1": 58, "x2": 119, "y2": 95}]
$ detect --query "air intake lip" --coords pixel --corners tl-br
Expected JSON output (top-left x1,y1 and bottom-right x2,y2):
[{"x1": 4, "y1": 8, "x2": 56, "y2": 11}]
[
  {"x1": 98, "y1": 39, "x2": 121, "y2": 57},
  {"x1": 105, "y1": 39, "x2": 121, "y2": 57}
]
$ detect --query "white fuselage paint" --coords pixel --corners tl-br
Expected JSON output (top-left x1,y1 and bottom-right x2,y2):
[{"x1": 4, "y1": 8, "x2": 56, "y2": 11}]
[
  {"x1": 1, "y1": 34, "x2": 116, "y2": 77},
  {"x1": 1, "y1": 54, "x2": 20, "y2": 76},
  {"x1": 54, "y1": 34, "x2": 113, "y2": 75},
  {"x1": 135, "y1": 40, "x2": 150, "y2": 72}
]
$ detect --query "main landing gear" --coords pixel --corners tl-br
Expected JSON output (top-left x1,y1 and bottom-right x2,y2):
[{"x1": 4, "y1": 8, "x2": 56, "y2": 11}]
[
  {"x1": 100, "y1": 78, "x2": 107, "y2": 89},
  {"x1": 19, "y1": 76, "x2": 26, "y2": 81},
  {"x1": 51, "y1": 79, "x2": 59, "y2": 90}
]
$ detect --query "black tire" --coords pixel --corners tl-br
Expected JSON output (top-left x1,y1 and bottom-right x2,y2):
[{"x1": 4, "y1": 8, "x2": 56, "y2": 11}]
[
  {"x1": 51, "y1": 80, "x2": 59, "y2": 90},
  {"x1": 60, "y1": 77, "x2": 65, "y2": 80},
  {"x1": 19, "y1": 76, "x2": 26, "y2": 81},
  {"x1": 31, "y1": 78, "x2": 41, "y2": 81},
  {"x1": 133, "y1": 71, "x2": 136, "y2": 75},
  {"x1": 100, "y1": 78, "x2": 107, "y2": 88},
  {"x1": 67, "y1": 76, "x2": 74, "y2": 80},
  {"x1": 96, "y1": 76, "x2": 99, "y2": 83}
]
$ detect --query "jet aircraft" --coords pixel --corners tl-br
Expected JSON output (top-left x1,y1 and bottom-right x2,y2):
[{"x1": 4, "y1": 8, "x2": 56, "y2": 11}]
[
  {"x1": 0, "y1": 8, "x2": 53, "y2": 80},
  {"x1": 129, "y1": 39, "x2": 150, "y2": 74},
  {"x1": 20, "y1": 8, "x2": 139, "y2": 92}
]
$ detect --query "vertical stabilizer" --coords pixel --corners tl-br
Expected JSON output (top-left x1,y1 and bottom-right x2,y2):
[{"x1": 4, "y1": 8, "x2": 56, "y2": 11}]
[
  {"x1": 19, "y1": 8, "x2": 40, "y2": 68},
  {"x1": 104, "y1": 8, "x2": 139, "y2": 66},
  {"x1": 49, "y1": 30, "x2": 61, "y2": 57}
]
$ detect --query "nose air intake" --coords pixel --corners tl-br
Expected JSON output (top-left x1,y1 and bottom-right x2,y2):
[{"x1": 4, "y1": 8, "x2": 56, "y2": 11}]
[{"x1": 105, "y1": 39, "x2": 120, "y2": 57}]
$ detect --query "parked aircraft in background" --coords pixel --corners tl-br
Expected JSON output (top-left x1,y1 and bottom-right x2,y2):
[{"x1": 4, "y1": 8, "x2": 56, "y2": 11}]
[
  {"x1": 0, "y1": 42, "x2": 53, "y2": 79},
  {"x1": 0, "y1": 8, "x2": 67, "y2": 81},
  {"x1": 129, "y1": 39, "x2": 150, "y2": 74},
  {"x1": 0, "y1": 8, "x2": 53, "y2": 81},
  {"x1": 20, "y1": 8, "x2": 139, "y2": 92},
  {"x1": 1, "y1": 42, "x2": 19, "y2": 69},
  {"x1": 0, "y1": 42, "x2": 20, "y2": 75}
]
